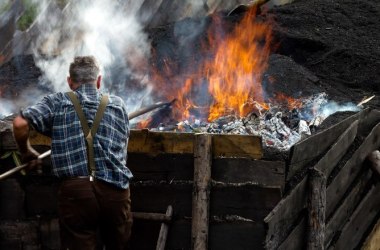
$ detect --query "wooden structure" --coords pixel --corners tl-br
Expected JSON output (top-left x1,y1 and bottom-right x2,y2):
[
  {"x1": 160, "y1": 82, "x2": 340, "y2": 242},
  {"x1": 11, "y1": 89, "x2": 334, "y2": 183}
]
[{"x1": 0, "y1": 108, "x2": 379, "y2": 249}]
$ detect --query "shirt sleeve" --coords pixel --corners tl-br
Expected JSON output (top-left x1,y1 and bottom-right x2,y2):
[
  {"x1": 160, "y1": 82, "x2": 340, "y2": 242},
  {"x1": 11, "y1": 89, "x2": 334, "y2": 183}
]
[{"x1": 21, "y1": 95, "x2": 55, "y2": 136}]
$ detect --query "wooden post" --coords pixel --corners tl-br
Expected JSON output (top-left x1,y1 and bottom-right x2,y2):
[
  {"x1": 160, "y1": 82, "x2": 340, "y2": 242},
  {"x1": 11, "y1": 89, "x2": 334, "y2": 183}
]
[
  {"x1": 191, "y1": 134, "x2": 212, "y2": 250},
  {"x1": 156, "y1": 205, "x2": 173, "y2": 250},
  {"x1": 307, "y1": 168, "x2": 326, "y2": 250}
]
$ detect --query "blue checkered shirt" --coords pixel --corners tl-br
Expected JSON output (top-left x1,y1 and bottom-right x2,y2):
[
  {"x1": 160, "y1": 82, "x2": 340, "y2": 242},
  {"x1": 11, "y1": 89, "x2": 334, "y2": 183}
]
[{"x1": 22, "y1": 84, "x2": 133, "y2": 189}]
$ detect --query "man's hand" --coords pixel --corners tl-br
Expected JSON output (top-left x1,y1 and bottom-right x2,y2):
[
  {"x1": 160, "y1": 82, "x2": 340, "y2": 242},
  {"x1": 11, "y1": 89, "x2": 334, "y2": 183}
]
[{"x1": 21, "y1": 146, "x2": 42, "y2": 171}]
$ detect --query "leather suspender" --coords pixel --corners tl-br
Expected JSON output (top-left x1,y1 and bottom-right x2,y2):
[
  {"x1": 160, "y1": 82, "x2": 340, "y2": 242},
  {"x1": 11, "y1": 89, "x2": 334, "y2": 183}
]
[{"x1": 67, "y1": 92, "x2": 109, "y2": 180}]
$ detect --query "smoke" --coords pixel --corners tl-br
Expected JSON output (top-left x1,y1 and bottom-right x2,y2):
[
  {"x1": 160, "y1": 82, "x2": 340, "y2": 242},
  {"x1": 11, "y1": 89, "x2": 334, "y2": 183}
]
[{"x1": 29, "y1": 0, "x2": 151, "y2": 111}]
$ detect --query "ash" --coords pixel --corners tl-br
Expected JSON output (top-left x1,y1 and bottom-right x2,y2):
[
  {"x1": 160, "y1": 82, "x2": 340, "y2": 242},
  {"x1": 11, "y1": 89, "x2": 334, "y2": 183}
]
[{"x1": 149, "y1": 93, "x2": 361, "y2": 151}]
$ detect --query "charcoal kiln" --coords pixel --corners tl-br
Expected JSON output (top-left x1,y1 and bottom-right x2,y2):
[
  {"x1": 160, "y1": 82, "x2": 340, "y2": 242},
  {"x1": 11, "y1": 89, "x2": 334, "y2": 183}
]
[{"x1": 1, "y1": 0, "x2": 380, "y2": 249}]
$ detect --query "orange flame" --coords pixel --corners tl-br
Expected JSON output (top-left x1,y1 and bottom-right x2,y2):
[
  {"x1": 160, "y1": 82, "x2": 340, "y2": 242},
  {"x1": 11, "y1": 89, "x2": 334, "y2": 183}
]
[{"x1": 149, "y1": 7, "x2": 274, "y2": 124}]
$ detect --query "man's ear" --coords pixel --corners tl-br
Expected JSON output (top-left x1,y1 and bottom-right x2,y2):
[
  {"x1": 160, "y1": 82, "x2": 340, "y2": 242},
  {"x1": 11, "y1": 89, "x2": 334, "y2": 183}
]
[
  {"x1": 67, "y1": 77, "x2": 74, "y2": 90},
  {"x1": 96, "y1": 75, "x2": 102, "y2": 89}
]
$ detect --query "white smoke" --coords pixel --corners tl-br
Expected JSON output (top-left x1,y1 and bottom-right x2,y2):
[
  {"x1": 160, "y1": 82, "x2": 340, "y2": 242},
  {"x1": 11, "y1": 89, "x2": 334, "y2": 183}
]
[{"x1": 29, "y1": 0, "x2": 151, "y2": 111}]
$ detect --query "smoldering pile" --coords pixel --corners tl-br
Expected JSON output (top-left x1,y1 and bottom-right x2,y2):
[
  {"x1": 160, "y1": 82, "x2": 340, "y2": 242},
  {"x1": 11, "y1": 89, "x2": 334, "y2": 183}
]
[{"x1": 142, "y1": 93, "x2": 361, "y2": 151}]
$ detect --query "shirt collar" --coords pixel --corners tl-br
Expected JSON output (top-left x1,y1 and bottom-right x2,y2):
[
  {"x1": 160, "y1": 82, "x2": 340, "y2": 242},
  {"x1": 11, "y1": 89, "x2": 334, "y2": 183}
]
[{"x1": 75, "y1": 83, "x2": 98, "y2": 96}]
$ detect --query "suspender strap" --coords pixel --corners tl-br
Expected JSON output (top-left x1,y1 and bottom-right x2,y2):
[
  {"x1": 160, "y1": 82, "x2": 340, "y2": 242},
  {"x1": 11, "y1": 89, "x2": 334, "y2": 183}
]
[{"x1": 67, "y1": 92, "x2": 109, "y2": 177}]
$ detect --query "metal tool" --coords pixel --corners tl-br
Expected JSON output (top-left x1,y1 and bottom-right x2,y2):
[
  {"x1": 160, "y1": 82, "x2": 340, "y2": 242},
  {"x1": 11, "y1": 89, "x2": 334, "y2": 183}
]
[{"x1": 0, "y1": 99, "x2": 176, "y2": 180}]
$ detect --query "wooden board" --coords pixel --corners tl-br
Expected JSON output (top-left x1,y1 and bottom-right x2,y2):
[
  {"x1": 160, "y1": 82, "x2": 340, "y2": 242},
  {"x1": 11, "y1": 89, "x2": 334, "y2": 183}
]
[
  {"x1": 128, "y1": 130, "x2": 263, "y2": 159},
  {"x1": 314, "y1": 120, "x2": 358, "y2": 177},
  {"x1": 127, "y1": 153, "x2": 194, "y2": 181},
  {"x1": 211, "y1": 182, "x2": 282, "y2": 221},
  {"x1": 264, "y1": 176, "x2": 308, "y2": 249},
  {"x1": 287, "y1": 111, "x2": 360, "y2": 180},
  {"x1": 325, "y1": 169, "x2": 373, "y2": 246},
  {"x1": 332, "y1": 182, "x2": 380, "y2": 249},
  {"x1": 212, "y1": 158, "x2": 285, "y2": 188},
  {"x1": 326, "y1": 123, "x2": 380, "y2": 216},
  {"x1": 278, "y1": 216, "x2": 306, "y2": 250}
]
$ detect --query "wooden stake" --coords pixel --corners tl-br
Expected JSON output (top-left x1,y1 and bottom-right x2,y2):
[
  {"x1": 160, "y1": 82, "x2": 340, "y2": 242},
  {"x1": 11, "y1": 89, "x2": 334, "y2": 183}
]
[
  {"x1": 191, "y1": 134, "x2": 212, "y2": 250},
  {"x1": 156, "y1": 205, "x2": 173, "y2": 250},
  {"x1": 307, "y1": 168, "x2": 326, "y2": 250}
]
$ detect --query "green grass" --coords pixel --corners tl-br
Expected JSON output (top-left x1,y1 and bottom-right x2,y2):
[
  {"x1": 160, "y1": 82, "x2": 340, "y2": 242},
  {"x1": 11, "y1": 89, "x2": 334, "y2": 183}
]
[{"x1": 17, "y1": 0, "x2": 38, "y2": 31}]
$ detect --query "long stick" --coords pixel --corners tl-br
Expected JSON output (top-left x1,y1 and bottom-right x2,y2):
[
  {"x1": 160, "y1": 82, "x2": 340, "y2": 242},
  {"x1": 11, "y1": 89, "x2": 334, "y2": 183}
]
[
  {"x1": 0, "y1": 150, "x2": 51, "y2": 180},
  {"x1": 0, "y1": 100, "x2": 176, "y2": 180}
]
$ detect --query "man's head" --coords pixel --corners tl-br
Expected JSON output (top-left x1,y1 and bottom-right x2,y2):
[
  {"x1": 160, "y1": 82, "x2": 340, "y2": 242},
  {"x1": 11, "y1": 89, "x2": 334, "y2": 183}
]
[{"x1": 67, "y1": 56, "x2": 101, "y2": 90}]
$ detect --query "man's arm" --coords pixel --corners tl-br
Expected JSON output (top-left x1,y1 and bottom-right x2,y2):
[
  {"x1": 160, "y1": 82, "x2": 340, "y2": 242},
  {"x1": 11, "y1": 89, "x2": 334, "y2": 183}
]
[{"x1": 13, "y1": 115, "x2": 40, "y2": 167}]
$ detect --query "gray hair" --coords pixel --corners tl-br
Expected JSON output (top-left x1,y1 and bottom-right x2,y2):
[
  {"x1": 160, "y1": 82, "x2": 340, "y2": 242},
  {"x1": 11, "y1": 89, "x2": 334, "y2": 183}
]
[{"x1": 69, "y1": 56, "x2": 100, "y2": 83}]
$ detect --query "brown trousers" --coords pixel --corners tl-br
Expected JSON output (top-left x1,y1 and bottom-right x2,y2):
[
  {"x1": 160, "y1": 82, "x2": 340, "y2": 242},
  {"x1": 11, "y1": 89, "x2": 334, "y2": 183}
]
[{"x1": 58, "y1": 178, "x2": 132, "y2": 250}]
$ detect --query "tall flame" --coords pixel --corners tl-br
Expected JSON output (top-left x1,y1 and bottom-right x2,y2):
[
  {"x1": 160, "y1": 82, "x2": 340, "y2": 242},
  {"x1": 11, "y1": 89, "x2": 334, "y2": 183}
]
[{"x1": 150, "y1": 7, "x2": 273, "y2": 123}]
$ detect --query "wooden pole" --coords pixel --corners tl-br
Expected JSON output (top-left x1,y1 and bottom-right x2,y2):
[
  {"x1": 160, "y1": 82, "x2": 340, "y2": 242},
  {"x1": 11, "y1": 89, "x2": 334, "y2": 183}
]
[
  {"x1": 307, "y1": 168, "x2": 326, "y2": 250},
  {"x1": 191, "y1": 134, "x2": 212, "y2": 250},
  {"x1": 156, "y1": 205, "x2": 173, "y2": 250},
  {"x1": 132, "y1": 211, "x2": 172, "y2": 223}
]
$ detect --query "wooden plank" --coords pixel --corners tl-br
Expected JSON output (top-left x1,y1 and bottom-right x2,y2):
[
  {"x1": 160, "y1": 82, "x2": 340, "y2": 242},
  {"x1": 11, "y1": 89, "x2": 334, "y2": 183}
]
[
  {"x1": 288, "y1": 111, "x2": 361, "y2": 180},
  {"x1": 156, "y1": 205, "x2": 173, "y2": 250},
  {"x1": 326, "y1": 123, "x2": 380, "y2": 216},
  {"x1": 212, "y1": 133, "x2": 262, "y2": 159},
  {"x1": 362, "y1": 216, "x2": 380, "y2": 250},
  {"x1": 358, "y1": 109, "x2": 380, "y2": 136},
  {"x1": 211, "y1": 182, "x2": 282, "y2": 221},
  {"x1": 332, "y1": 182, "x2": 380, "y2": 249},
  {"x1": 192, "y1": 134, "x2": 212, "y2": 250},
  {"x1": 127, "y1": 153, "x2": 194, "y2": 181},
  {"x1": 212, "y1": 158, "x2": 285, "y2": 188},
  {"x1": 128, "y1": 130, "x2": 194, "y2": 155},
  {"x1": 264, "y1": 176, "x2": 308, "y2": 249},
  {"x1": 325, "y1": 169, "x2": 373, "y2": 246},
  {"x1": 278, "y1": 216, "x2": 307, "y2": 250},
  {"x1": 314, "y1": 120, "x2": 358, "y2": 177},
  {"x1": 307, "y1": 168, "x2": 326, "y2": 250},
  {"x1": 128, "y1": 130, "x2": 263, "y2": 159}
]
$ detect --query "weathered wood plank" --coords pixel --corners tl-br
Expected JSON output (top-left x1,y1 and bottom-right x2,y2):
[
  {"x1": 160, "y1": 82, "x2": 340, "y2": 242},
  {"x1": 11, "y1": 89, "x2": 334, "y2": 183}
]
[
  {"x1": 358, "y1": 109, "x2": 380, "y2": 136},
  {"x1": 129, "y1": 130, "x2": 263, "y2": 158},
  {"x1": 332, "y1": 182, "x2": 380, "y2": 250},
  {"x1": 326, "y1": 123, "x2": 380, "y2": 216},
  {"x1": 192, "y1": 134, "x2": 212, "y2": 250},
  {"x1": 264, "y1": 176, "x2": 308, "y2": 249},
  {"x1": 307, "y1": 168, "x2": 326, "y2": 250},
  {"x1": 127, "y1": 153, "x2": 194, "y2": 181},
  {"x1": 211, "y1": 182, "x2": 282, "y2": 221},
  {"x1": 212, "y1": 158, "x2": 285, "y2": 188},
  {"x1": 325, "y1": 169, "x2": 373, "y2": 246},
  {"x1": 278, "y1": 216, "x2": 306, "y2": 250},
  {"x1": 288, "y1": 111, "x2": 361, "y2": 180},
  {"x1": 315, "y1": 120, "x2": 358, "y2": 177}
]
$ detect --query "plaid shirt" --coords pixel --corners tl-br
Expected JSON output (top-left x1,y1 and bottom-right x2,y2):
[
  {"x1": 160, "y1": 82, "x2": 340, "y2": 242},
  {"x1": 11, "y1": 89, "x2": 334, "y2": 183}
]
[{"x1": 22, "y1": 84, "x2": 133, "y2": 189}]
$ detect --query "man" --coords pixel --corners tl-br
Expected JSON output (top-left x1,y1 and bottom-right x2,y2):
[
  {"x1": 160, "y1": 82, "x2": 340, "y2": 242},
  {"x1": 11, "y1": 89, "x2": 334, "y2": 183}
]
[{"x1": 12, "y1": 56, "x2": 133, "y2": 250}]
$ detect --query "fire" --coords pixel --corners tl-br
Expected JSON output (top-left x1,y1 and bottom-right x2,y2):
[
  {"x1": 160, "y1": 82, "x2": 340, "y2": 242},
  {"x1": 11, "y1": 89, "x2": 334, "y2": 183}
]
[{"x1": 148, "y1": 6, "x2": 277, "y2": 126}]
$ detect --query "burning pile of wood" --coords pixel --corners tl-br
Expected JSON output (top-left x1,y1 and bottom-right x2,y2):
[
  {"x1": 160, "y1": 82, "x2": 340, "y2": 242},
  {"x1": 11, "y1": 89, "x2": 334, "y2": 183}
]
[{"x1": 144, "y1": 92, "x2": 361, "y2": 151}]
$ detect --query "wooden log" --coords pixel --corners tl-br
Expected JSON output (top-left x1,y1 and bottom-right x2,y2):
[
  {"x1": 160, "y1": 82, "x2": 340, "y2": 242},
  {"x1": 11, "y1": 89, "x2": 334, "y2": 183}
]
[
  {"x1": 325, "y1": 169, "x2": 373, "y2": 246},
  {"x1": 332, "y1": 182, "x2": 380, "y2": 249},
  {"x1": 314, "y1": 120, "x2": 358, "y2": 177},
  {"x1": 307, "y1": 168, "x2": 326, "y2": 250},
  {"x1": 191, "y1": 134, "x2": 212, "y2": 250},
  {"x1": 287, "y1": 111, "x2": 360, "y2": 180},
  {"x1": 156, "y1": 205, "x2": 173, "y2": 250},
  {"x1": 326, "y1": 123, "x2": 380, "y2": 216},
  {"x1": 132, "y1": 211, "x2": 172, "y2": 223},
  {"x1": 278, "y1": 216, "x2": 307, "y2": 250},
  {"x1": 264, "y1": 176, "x2": 308, "y2": 249}
]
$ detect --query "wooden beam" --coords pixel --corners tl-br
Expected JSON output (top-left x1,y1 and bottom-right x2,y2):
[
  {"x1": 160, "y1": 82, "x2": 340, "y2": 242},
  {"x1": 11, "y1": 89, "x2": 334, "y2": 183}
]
[
  {"x1": 325, "y1": 169, "x2": 373, "y2": 246},
  {"x1": 278, "y1": 216, "x2": 307, "y2": 250},
  {"x1": 332, "y1": 182, "x2": 380, "y2": 249},
  {"x1": 307, "y1": 168, "x2": 326, "y2": 250},
  {"x1": 264, "y1": 176, "x2": 308, "y2": 249},
  {"x1": 314, "y1": 120, "x2": 358, "y2": 177},
  {"x1": 191, "y1": 134, "x2": 212, "y2": 250},
  {"x1": 132, "y1": 211, "x2": 172, "y2": 223},
  {"x1": 288, "y1": 111, "x2": 360, "y2": 180},
  {"x1": 326, "y1": 123, "x2": 380, "y2": 216}
]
